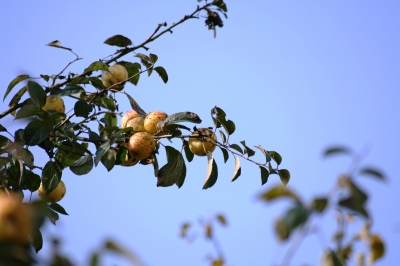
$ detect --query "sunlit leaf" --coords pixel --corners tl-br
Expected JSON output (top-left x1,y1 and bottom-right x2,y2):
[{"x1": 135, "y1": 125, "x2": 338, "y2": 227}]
[
  {"x1": 231, "y1": 157, "x2": 241, "y2": 182},
  {"x1": 370, "y1": 234, "x2": 385, "y2": 262},
  {"x1": 8, "y1": 86, "x2": 27, "y2": 109},
  {"x1": 4, "y1": 74, "x2": 30, "y2": 101},
  {"x1": 104, "y1": 34, "x2": 132, "y2": 47},
  {"x1": 203, "y1": 153, "x2": 218, "y2": 189}
]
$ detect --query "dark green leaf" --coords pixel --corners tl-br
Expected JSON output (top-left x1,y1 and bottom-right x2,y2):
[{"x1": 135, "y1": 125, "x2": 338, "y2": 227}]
[
  {"x1": 4, "y1": 74, "x2": 30, "y2": 101},
  {"x1": 104, "y1": 34, "x2": 132, "y2": 47},
  {"x1": 323, "y1": 146, "x2": 352, "y2": 157},
  {"x1": 17, "y1": 148, "x2": 34, "y2": 168},
  {"x1": 0, "y1": 135, "x2": 10, "y2": 150},
  {"x1": 56, "y1": 142, "x2": 87, "y2": 166},
  {"x1": 23, "y1": 120, "x2": 52, "y2": 146},
  {"x1": 124, "y1": 92, "x2": 146, "y2": 116},
  {"x1": 74, "y1": 100, "x2": 93, "y2": 118},
  {"x1": 89, "y1": 77, "x2": 106, "y2": 90},
  {"x1": 183, "y1": 140, "x2": 194, "y2": 162},
  {"x1": 101, "y1": 147, "x2": 116, "y2": 171},
  {"x1": 29, "y1": 228, "x2": 43, "y2": 253},
  {"x1": 15, "y1": 104, "x2": 42, "y2": 119},
  {"x1": 149, "y1": 53, "x2": 158, "y2": 63},
  {"x1": 219, "y1": 147, "x2": 229, "y2": 163},
  {"x1": 94, "y1": 141, "x2": 110, "y2": 166},
  {"x1": 85, "y1": 61, "x2": 108, "y2": 72},
  {"x1": 157, "y1": 146, "x2": 186, "y2": 188},
  {"x1": 231, "y1": 157, "x2": 241, "y2": 182},
  {"x1": 260, "y1": 166, "x2": 269, "y2": 185},
  {"x1": 278, "y1": 169, "x2": 290, "y2": 186},
  {"x1": 229, "y1": 144, "x2": 243, "y2": 154},
  {"x1": 90, "y1": 253, "x2": 100, "y2": 266},
  {"x1": 154, "y1": 66, "x2": 168, "y2": 83},
  {"x1": 312, "y1": 198, "x2": 328, "y2": 213},
  {"x1": 40, "y1": 74, "x2": 50, "y2": 82},
  {"x1": 216, "y1": 214, "x2": 227, "y2": 226},
  {"x1": 240, "y1": 140, "x2": 256, "y2": 157},
  {"x1": 203, "y1": 154, "x2": 218, "y2": 189},
  {"x1": 46, "y1": 208, "x2": 59, "y2": 225},
  {"x1": 8, "y1": 86, "x2": 27, "y2": 109},
  {"x1": 119, "y1": 61, "x2": 141, "y2": 85},
  {"x1": 163, "y1": 112, "x2": 202, "y2": 126},
  {"x1": 70, "y1": 154, "x2": 93, "y2": 175},
  {"x1": 88, "y1": 129, "x2": 100, "y2": 142},
  {"x1": 213, "y1": 0, "x2": 228, "y2": 12},
  {"x1": 41, "y1": 161, "x2": 62, "y2": 194},
  {"x1": 49, "y1": 202, "x2": 69, "y2": 215},
  {"x1": 359, "y1": 167, "x2": 385, "y2": 181},
  {"x1": 0, "y1": 125, "x2": 6, "y2": 132},
  {"x1": 268, "y1": 151, "x2": 282, "y2": 165},
  {"x1": 27, "y1": 81, "x2": 46, "y2": 108},
  {"x1": 339, "y1": 180, "x2": 369, "y2": 218},
  {"x1": 53, "y1": 85, "x2": 85, "y2": 97},
  {"x1": 25, "y1": 170, "x2": 41, "y2": 192},
  {"x1": 222, "y1": 119, "x2": 235, "y2": 135}
]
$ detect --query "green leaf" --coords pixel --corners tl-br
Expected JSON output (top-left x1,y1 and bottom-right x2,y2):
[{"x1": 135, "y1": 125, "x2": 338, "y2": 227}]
[
  {"x1": 49, "y1": 202, "x2": 69, "y2": 215},
  {"x1": 240, "y1": 140, "x2": 256, "y2": 157},
  {"x1": 312, "y1": 198, "x2": 328, "y2": 213},
  {"x1": 104, "y1": 34, "x2": 132, "y2": 47},
  {"x1": 203, "y1": 154, "x2": 218, "y2": 189},
  {"x1": 29, "y1": 228, "x2": 43, "y2": 253},
  {"x1": 255, "y1": 145, "x2": 271, "y2": 163},
  {"x1": 323, "y1": 146, "x2": 352, "y2": 157},
  {"x1": 135, "y1": 53, "x2": 150, "y2": 62},
  {"x1": 124, "y1": 92, "x2": 146, "y2": 116},
  {"x1": 40, "y1": 74, "x2": 50, "y2": 82},
  {"x1": 90, "y1": 253, "x2": 100, "y2": 266},
  {"x1": 149, "y1": 53, "x2": 158, "y2": 63},
  {"x1": 53, "y1": 85, "x2": 85, "y2": 97},
  {"x1": 56, "y1": 142, "x2": 87, "y2": 166},
  {"x1": 231, "y1": 157, "x2": 241, "y2": 182},
  {"x1": 4, "y1": 74, "x2": 30, "y2": 101},
  {"x1": 277, "y1": 207, "x2": 309, "y2": 240},
  {"x1": 101, "y1": 147, "x2": 116, "y2": 171},
  {"x1": 339, "y1": 180, "x2": 369, "y2": 218},
  {"x1": 259, "y1": 185, "x2": 302, "y2": 204},
  {"x1": 278, "y1": 169, "x2": 290, "y2": 186},
  {"x1": 183, "y1": 140, "x2": 194, "y2": 162},
  {"x1": 268, "y1": 151, "x2": 282, "y2": 165},
  {"x1": 219, "y1": 130, "x2": 227, "y2": 144},
  {"x1": 15, "y1": 104, "x2": 42, "y2": 119},
  {"x1": 119, "y1": 61, "x2": 141, "y2": 85},
  {"x1": 163, "y1": 112, "x2": 202, "y2": 126},
  {"x1": 85, "y1": 61, "x2": 109, "y2": 72},
  {"x1": 260, "y1": 167, "x2": 269, "y2": 185},
  {"x1": 23, "y1": 119, "x2": 52, "y2": 146},
  {"x1": 359, "y1": 167, "x2": 385, "y2": 181},
  {"x1": 93, "y1": 96, "x2": 116, "y2": 111},
  {"x1": 74, "y1": 100, "x2": 93, "y2": 118},
  {"x1": 219, "y1": 147, "x2": 229, "y2": 163},
  {"x1": 213, "y1": 0, "x2": 228, "y2": 12},
  {"x1": 229, "y1": 144, "x2": 243, "y2": 154},
  {"x1": 89, "y1": 77, "x2": 106, "y2": 90},
  {"x1": 46, "y1": 208, "x2": 59, "y2": 225},
  {"x1": 222, "y1": 119, "x2": 235, "y2": 135},
  {"x1": 8, "y1": 86, "x2": 27, "y2": 109},
  {"x1": 41, "y1": 161, "x2": 62, "y2": 194},
  {"x1": 27, "y1": 81, "x2": 46, "y2": 108},
  {"x1": 25, "y1": 170, "x2": 41, "y2": 192},
  {"x1": 17, "y1": 148, "x2": 34, "y2": 169},
  {"x1": 154, "y1": 66, "x2": 168, "y2": 83},
  {"x1": 103, "y1": 113, "x2": 117, "y2": 128},
  {"x1": 216, "y1": 214, "x2": 227, "y2": 226},
  {"x1": 94, "y1": 141, "x2": 110, "y2": 166},
  {"x1": 70, "y1": 154, "x2": 93, "y2": 175},
  {"x1": 157, "y1": 146, "x2": 186, "y2": 188}
]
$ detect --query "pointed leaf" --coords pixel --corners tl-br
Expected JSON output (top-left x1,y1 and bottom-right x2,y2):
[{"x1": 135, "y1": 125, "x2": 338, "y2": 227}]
[
  {"x1": 219, "y1": 130, "x2": 226, "y2": 144},
  {"x1": 124, "y1": 92, "x2": 146, "y2": 116},
  {"x1": 312, "y1": 198, "x2": 328, "y2": 213},
  {"x1": 94, "y1": 141, "x2": 110, "y2": 166},
  {"x1": 154, "y1": 66, "x2": 168, "y2": 83},
  {"x1": 46, "y1": 208, "x2": 59, "y2": 225},
  {"x1": 229, "y1": 144, "x2": 243, "y2": 154},
  {"x1": 8, "y1": 86, "x2": 27, "y2": 109},
  {"x1": 255, "y1": 145, "x2": 271, "y2": 163},
  {"x1": 104, "y1": 34, "x2": 132, "y2": 47},
  {"x1": 163, "y1": 112, "x2": 202, "y2": 125},
  {"x1": 149, "y1": 53, "x2": 158, "y2": 63},
  {"x1": 278, "y1": 169, "x2": 290, "y2": 186},
  {"x1": 49, "y1": 202, "x2": 69, "y2": 215},
  {"x1": 27, "y1": 81, "x2": 46, "y2": 108},
  {"x1": 231, "y1": 157, "x2": 241, "y2": 182},
  {"x1": 260, "y1": 166, "x2": 269, "y2": 185},
  {"x1": 119, "y1": 61, "x2": 141, "y2": 85},
  {"x1": 359, "y1": 167, "x2": 385, "y2": 181},
  {"x1": 4, "y1": 74, "x2": 30, "y2": 101},
  {"x1": 203, "y1": 153, "x2": 218, "y2": 189},
  {"x1": 240, "y1": 140, "x2": 255, "y2": 157},
  {"x1": 157, "y1": 146, "x2": 186, "y2": 187},
  {"x1": 85, "y1": 61, "x2": 108, "y2": 72},
  {"x1": 41, "y1": 161, "x2": 61, "y2": 194},
  {"x1": 29, "y1": 228, "x2": 43, "y2": 253},
  {"x1": 101, "y1": 147, "x2": 116, "y2": 171},
  {"x1": 219, "y1": 147, "x2": 229, "y2": 163},
  {"x1": 268, "y1": 151, "x2": 282, "y2": 165}
]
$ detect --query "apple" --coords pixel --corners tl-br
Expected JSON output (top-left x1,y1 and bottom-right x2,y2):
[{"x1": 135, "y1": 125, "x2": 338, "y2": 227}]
[
  {"x1": 102, "y1": 64, "x2": 129, "y2": 91},
  {"x1": 121, "y1": 110, "x2": 140, "y2": 128},
  {"x1": 144, "y1": 111, "x2": 168, "y2": 135},
  {"x1": 37, "y1": 180, "x2": 66, "y2": 203},
  {"x1": 188, "y1": 128, "x2": 217, "y2": 156},
  {"x1": 128, "y1": 132, "x2": 155, "y2": 159},
  {"x1": 43, "y1": 95, "x2": 65, "y2": 113}
]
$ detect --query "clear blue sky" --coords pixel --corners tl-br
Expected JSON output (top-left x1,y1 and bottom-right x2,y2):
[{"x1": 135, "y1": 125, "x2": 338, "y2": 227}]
[{"x1": 1, "y1": 1, "x2": 399, "y2": 265}]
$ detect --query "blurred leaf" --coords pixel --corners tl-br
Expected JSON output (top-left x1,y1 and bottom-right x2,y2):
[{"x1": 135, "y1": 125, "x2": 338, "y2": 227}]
[
  {"x1": 359, "y1": 167, "x2": 385, "y2": 181},
  {"x1": 154, "y1": 66, "x2": 168, "y2": 83},
  {"x1": 229, "y1": 144, "x2": 243, "y2": 154},
  {"x1": 320, "y1": 250, "x2": 344, "y2": 266},
  {"x1": 104, "y1": 34, "x2": 132, "y2": 47},
  {"x1": 183, "y1": 140, "x2": 194, "y2": 162},
  {"x1": 163, "y1": 112, "x2": 202, "y2": 126},
  {"x1": 323, "y1": 146, "x2": 352, "y2": 157},
  {"x1": 231, "y1": 157, "x2": 241, "y2": 182},
  {"x1": 94, "y1": 141, "x2": 110, "y2": 166},
  {"x1": 41, "y1": 161, "x2": 62, "y2": 194},
  {"x1": 203, "y1": 153, "x2": 218, "y2": 189},
  {"x1": 312, "y1": 197, "x2": 328, "y2": 213},
  {"x1": 339, "y1": 180, "x2": 369, "y2": 218},
  {"x1": 370, "y1": 234, "x2": 385, "y2": 262},
  {"x1": 49, "y1": 203, "x2": 69, "y2": 215},
  {"x1": 23, "y1": 119, "x2": 52, "y2": 146},
  {"x1": 278, "y1": 169, "x2": 290, "y2": 186},
  {"x1": 15, "y1": 104, "x2": 41, "y2": 119},
  {"x1": 8, "y1": 86, "x2": 27, "y2": 109},
  {"x1": 277, "y1": 207, "x2": 309, "y2": 241},
  {"x1": 27, "y1": 81, "x2": 46, "y2": 108},
  {"x1": 268, "y1": 151, "x2": 282, "y2": 165},
  {"x1": 104, "y1": 240, "x2": 144, "y2": 266},
  {"x1": 70, "y1": 154, "x2": 93, "y2": 175},
  {"x1": 74, "y1": 100, "x2": 93, "y2": 118},
  {"x1": 29, "y1": 228, "x2": 43, "y2": 253},
  {"x1": 4, "y1": 74, "x2": 30, "y2": 101},
  {"x1": 259, "y1": 185, "x2": 302, "y2": 205},
  {"x1": 219, "y1": 130, "x2": 226, "y2": 144},
  {"x1": 124, "y1": 92, "x2": 146, "y2": 116},
  {"x1": 240, "y1": 140, "x2": 255, "y2": 157},
  {"x1": 216, "y1": 214, "x2": 227, "y2": 226},
  {"x1": 260, "y1": 166, "x2": 269, "y2": 185},
  {"x1": 85, "y1": 61, "x2": 108, "y2": 72},
  {"x1": 157, "y1": 146, "x2": 186, "y2": 188},
  {"x1": 180, "y1": 222, "x2": 191, "y2": 238},
  {"x1": 40, "y1": 74, "x2": 50, "y2": 82},
  {"x1": 213, "y1": 0, "x2": 228, "y2": 12},
  {"x1": 101, "y1": 147, "x2": 116, "y2": 172},
  {"x1": 90, "y1": 253, "x2": 99, "y2": 266},
  {"x1": 219, "y1": 147, "x2": 229, "y2": 163}
]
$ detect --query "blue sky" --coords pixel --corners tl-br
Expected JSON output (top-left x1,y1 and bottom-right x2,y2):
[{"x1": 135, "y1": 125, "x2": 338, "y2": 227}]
[{"x1": 1, "y1": 1, "x2": 399, "y2": 265}]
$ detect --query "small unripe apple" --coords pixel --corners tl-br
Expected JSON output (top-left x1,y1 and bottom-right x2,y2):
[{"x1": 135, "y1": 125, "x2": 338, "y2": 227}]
[
  {"x1": 144, "y1": 111, "x2": 168, "y2": 135},
  {"x1": 43, "y1": 95, "x2": 65, "y2": 113},
  {"x1": 121, "y1": 110, "x2": 140, "y2": 128},
  {"x1": 188, "y1": 128, "x2": 217, "y2": 156},
  {"x1": 128, "y1": 132, "x2": 156, "y2": 159},
  {"x1": 102, "y1": 64, "x2": 129, "y2": 91},
  {"x1": 37, "y1": 180, "x2": 66, "y2": 203}
]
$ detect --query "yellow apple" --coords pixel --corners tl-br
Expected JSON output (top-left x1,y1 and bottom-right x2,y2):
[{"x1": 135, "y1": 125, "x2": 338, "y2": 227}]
[
  {"x1": 125, "y1": 117, "x2": 145, "y2": 133},
  {"x1": 43, "y1": 95, "x2": 65, "y2": 113},
  {"x1": 188, "y1": 128, "x2": 217, "y2": 156},
  {"x1": 102, "y1": 64, "x2": 128, "y2": 91},
  {"x1": 144, "y1": 111, "x2": 168, "y2": 135},
  {"x1": 128, "y1": 132, "x2": 156, "y2": 159},
  {"x1": 121, "y1": 110, "x2": 140, "y2": 128},
  {"x1": 37, "y1": 180, "x2": 66, "y2": 203}
]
